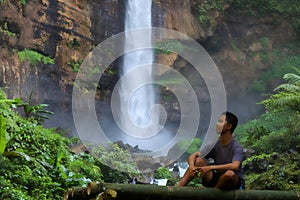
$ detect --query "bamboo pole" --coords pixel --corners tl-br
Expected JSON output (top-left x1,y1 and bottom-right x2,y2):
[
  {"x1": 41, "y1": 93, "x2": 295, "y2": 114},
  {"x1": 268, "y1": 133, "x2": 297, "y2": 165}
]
[
  {"x1": 64, "y1": 186, "x2": 89, "y2": 200},
  {"x1": 65, "y1": 182, "x2": 300, "y2": 200}
]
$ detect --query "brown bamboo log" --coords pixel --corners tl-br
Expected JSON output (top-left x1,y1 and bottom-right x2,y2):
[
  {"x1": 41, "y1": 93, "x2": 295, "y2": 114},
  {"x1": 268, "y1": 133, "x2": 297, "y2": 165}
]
[
  {"x1": 96, "y1": 189, "x2": 117, "y2": 200},
  {"x1": 65, "y1": 182, "x2": 300, "y2": 200},
  {"x1": 64, "y1": 186, "x2": 89, "y2": 200}
]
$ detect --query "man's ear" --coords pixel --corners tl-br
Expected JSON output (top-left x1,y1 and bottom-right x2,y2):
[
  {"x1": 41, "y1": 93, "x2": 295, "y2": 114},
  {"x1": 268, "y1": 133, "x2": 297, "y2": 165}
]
[{"x1": 227, "y1": 123, "x2": 232, "y2": 131}]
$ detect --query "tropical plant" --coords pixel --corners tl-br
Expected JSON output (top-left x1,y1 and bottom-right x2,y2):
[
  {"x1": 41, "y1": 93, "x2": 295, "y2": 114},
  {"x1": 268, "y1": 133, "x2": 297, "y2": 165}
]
[
  {"x1": 260, "y1": 68, "x2": 300, "y2": 149},
  {"x1": 261, "y1": 69, "x2": 300, "y2": 111},
  {"x1": 20, "y1": 91, "x2": 54, "y2": 123},
  {"x1": 243, "y1": 152, "x2": 300, "y2": 190},
  {"x1": 91, "y1": 143, "x2": 140, "y2": 183},
  {"x1": 0, "y1": 88, "x2": 103, "y2": 199},
  {"x1": 154, "y1": 167, "x2": 172, "y2": 179},
  {"x1": 236, "y1": 69, "x2": 300, "y2": 190}
]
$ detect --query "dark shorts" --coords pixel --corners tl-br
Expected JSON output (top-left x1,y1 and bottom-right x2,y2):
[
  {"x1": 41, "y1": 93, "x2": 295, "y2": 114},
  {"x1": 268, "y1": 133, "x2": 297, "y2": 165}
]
[{"x1": 202, "y1": 170, "x2": 245, "y2": 190}]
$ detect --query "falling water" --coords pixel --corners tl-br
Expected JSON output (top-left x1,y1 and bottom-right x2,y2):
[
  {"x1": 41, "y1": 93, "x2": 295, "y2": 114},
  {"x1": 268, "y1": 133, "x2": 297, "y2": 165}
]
[{"x1": 119, "y1": 0, "x2": 159, "y2": 138}]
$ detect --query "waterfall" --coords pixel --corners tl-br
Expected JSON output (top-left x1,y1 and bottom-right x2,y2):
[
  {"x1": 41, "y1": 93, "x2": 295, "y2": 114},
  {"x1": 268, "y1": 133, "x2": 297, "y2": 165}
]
[{"x1": 119, "y1": 0, "x2": 159, "y2": 138}]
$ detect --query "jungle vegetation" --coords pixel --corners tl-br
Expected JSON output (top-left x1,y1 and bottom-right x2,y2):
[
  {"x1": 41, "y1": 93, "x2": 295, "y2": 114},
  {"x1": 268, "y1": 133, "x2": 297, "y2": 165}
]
[
  {"x1": 0, "y1": 92, "x2": 139, "y2": 199},
  {"x1": 1, "y1": 0, "x2": 300, "y2": 199},
  {"x1": 235, "y1": 67, "x2": 300, "y2": 190},
  {"x1": 1, "y1": 60, "x2": 299, "y2": 199}
]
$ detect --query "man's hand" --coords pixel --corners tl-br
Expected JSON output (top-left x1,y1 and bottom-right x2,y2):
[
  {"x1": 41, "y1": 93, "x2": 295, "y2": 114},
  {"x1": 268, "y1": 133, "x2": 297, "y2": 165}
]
[
  {"x1": 199, "y1": 166, "x2": 212, "y2": 176},
  {"x1": 188, "y1": 166, "x2": 201, "y2": 177}
]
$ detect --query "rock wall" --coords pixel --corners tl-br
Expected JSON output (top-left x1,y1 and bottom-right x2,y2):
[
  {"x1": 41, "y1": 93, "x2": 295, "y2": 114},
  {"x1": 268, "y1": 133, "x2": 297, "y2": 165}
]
[{"x1": 0, "y1": 0, "x2": 297, "y2": 131}]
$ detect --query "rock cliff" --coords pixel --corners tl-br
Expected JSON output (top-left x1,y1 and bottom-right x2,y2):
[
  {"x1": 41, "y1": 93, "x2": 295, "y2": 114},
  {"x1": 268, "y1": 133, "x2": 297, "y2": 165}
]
[{"x1": 0, "y1": 0, "x2": 297, "y2": 131}]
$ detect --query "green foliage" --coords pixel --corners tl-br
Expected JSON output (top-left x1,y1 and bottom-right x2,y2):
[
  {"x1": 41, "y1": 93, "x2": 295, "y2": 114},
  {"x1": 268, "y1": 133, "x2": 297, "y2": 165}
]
[
  {"x1": 249, "y1": 54, "x2": 300, "y2": 92},
  {"x1": 186, "y1": 177, "x2": 203, "y2": 187},
  {"x1": 92, "y1": 143, "x2": 140, "y2": 183},
  {"x1": 20, "y1": 0, "x2": 26, "y2": 5},
  {"x1": 0, "y1": 90, "x2": 54, "y2": 124},
  {"x1": 68, "y1": 38, "x2": 80, "y2": 49},
  {"x1": 235, "y1": 110, "x2": 294, "y2": 152},
  {"x1": 0, "y1": 115, "x2": 7, "y2": 154},
  {"x1": 153, "y1": 167, "x2": 172, "y2": 179},
  {"x1": 155, "y1": 39, "x2": 185, "y2": 54},
  {"x1": 0, "y1": 21, "x2": 17, "y2": 37},
  {"x1": 18, "y1": 49, "x2": 55, "y2": 65},
  {"x1": 237, "y1": 69, "x2": 300, "y2": 190},
  {"x1": 232, "y1": 43, "x2": 244, "y2": 61},
  {"x1": 231, "y1": 0, "x2": 300, "y2": 30},
  {"x1": 244, "y1": 152, "x2": 300, "y2": 190},
  {"x1": 73, "y1": 64, "x2": 105, "y2": 95},
  {"x1": 0, "y1": 89, "x2": 6, "y2": 99},
  {"x1": 67, "y1": 60, "x2": 82, "y2": 73},
  {"x1": 261, "y1": 70, "x2": 300, "y2": 112},
  {"x1": 193, "y1": 0, "x2": 230, "y2": 26},
  {"x1": 0, "y1": 88, "x2": 103, "y2": 199},
  {"x1": 19, "y1": 91, "x2": 54, "y2": 124},
  {"x1": 260, "y1": 37, "x2": 271, "y2": 51}
]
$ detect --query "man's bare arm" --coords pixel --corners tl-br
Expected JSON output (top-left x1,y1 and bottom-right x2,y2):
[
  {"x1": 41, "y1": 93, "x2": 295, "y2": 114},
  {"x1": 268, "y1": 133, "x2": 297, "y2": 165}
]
[
  {"x1": 200, "y1": 160, "x2": 240, "y2": 175},
  {"x1": 188, "y1": 151, "x2": 201, "y2": 168}
]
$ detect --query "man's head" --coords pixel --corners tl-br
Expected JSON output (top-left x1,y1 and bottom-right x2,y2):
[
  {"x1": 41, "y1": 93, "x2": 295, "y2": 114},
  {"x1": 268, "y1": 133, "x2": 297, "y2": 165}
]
[{"x1": 216, "y1": 111, "x2": 238, "y2": 134}]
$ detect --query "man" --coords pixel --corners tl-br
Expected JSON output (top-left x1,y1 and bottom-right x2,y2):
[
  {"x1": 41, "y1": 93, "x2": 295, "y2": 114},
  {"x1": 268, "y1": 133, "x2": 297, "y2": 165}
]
[{"x1": 178, "y1": 111, "x2": 245, "y2": 190}]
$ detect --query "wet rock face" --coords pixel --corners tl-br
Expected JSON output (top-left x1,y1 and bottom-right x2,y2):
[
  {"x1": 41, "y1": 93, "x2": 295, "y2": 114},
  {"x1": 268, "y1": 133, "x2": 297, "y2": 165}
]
[{"x1": 90, "y1": 0, "x2": 126, "y2": 44}]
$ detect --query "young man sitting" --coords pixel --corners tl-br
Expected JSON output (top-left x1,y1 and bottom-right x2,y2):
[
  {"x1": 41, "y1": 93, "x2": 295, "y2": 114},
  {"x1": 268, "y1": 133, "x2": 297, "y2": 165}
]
[{"x1": 178, "y1": 111, "x2": 245, "y2": 190}]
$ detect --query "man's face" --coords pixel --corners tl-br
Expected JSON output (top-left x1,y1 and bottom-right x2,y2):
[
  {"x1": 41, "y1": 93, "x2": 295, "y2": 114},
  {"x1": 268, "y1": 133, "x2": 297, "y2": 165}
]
[{"x1": 216, "y1": 114, "x2": 227, "y2": 134}]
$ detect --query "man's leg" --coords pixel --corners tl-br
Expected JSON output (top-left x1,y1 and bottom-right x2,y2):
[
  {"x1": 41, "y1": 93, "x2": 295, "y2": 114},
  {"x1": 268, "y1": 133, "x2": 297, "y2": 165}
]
[
  {"x1": 215, "y1": 170, "x2": 238, "y2": 190},
  {"x1": 178, "y1": 157, "x2": 212, "y2": 186},
  {"x1": 177, "y1": 166, "x2": 195, "y2": 186}
]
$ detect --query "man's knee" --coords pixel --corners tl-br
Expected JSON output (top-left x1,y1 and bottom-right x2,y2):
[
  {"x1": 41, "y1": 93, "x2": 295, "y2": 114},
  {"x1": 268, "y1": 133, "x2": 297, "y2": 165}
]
[
  {"x1": 216, "y1": 170, "x2": 238, "y2": 189},
  {"x1": 224, "y1": 170, "x2": 236, "y2": 177},
  {"x1": 195, "y1": 157, "x2": 207, "y2": 167},
  {"x1": 221, "y1": 170, "x2": 238, "y2": 184}
]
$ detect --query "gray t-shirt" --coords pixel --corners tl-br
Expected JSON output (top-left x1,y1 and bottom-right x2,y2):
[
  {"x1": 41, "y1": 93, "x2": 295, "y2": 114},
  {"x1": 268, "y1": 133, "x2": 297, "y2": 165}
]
[{"x1": 205, "y1": 138, "x2": 244, "y2": 181}]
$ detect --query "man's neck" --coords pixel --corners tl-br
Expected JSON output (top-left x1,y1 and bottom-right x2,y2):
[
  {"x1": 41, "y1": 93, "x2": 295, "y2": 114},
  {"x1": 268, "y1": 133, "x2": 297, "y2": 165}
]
[{"x1": 220, "y1": 131, "x2": 233, "y2": 145}]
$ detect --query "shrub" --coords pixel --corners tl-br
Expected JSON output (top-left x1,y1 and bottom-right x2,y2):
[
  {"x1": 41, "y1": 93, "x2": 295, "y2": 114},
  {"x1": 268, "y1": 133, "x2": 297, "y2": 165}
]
[
  {"x1": 0, "y1": 88, "x2": 103, "y2": 199},
  {"x1": 154, "y1": 167, "x2": 172, "y2": 179},
  {"x1": 18, "y1": 49, "x2": 55, "y2": 65}
]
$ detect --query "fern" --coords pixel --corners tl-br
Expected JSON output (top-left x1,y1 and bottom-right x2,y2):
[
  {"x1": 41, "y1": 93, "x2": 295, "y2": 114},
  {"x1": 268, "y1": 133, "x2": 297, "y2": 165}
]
[
  {"x1": 275, "y1": 84, "x2": 300, "y2": 92},
  {"x1": 259, "y1": 70, "x2": 300, "y2": 150},
  {"x1": 281, "y1": 73, "x2": 300, "y2": 85},
  {"x1": 261, "y1": 70, "x2": 300, "y2": 111},
  {"x1": 262, "y1": 92, "x2": 300, "y2": 110}
]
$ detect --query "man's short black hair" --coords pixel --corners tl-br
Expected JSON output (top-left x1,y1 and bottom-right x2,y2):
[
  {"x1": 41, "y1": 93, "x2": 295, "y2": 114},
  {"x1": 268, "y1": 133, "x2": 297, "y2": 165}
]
[{"x1": 222, "y1": 111, "x2": 238, "y2": 133}]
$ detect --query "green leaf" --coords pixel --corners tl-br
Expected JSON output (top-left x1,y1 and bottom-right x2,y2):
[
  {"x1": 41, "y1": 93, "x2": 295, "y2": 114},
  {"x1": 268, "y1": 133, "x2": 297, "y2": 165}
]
[
  {"x1": 0, "y1": 115, "x2": 7, "y2": 154},
  {"x1": 56, "y1": 150, "x2": 67, "y2": 178}
]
